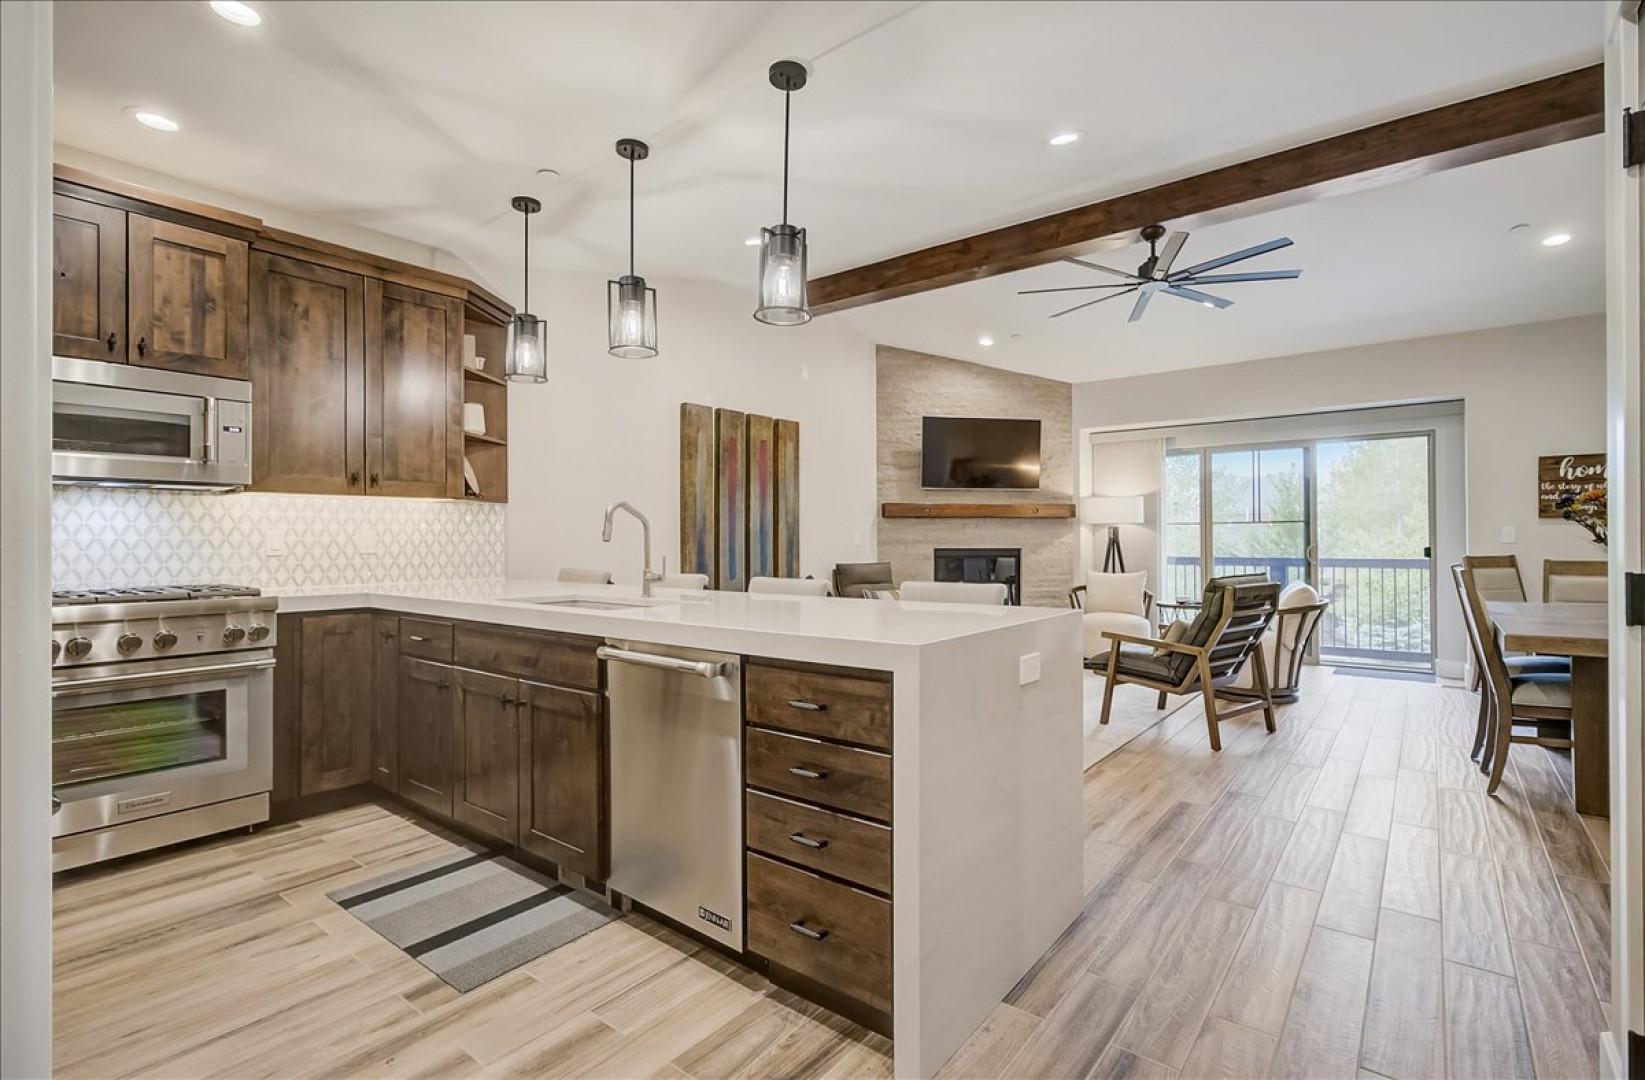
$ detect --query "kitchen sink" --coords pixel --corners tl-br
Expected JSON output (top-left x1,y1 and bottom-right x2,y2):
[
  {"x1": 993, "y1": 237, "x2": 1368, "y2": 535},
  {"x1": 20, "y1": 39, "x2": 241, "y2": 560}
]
[{"x1": 524, "y1": 597, "x2": 660, "y2": 611}]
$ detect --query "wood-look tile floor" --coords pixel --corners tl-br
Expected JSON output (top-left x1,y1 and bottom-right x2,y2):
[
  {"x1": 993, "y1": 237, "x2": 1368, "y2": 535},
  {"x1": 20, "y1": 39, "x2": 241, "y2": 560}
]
[{"x1": 54, "y1": 667, "x2": 1611, "y2": 1079}]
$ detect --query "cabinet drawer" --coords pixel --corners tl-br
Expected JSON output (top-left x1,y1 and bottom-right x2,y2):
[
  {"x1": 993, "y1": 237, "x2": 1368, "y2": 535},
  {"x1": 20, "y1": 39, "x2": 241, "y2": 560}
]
[
  {"x1": 746, "y1": 728, "x2": 891, "y2": 823},
  {"x1": 746, "y1": 852, "x2": 891, "y2": 1015},
  {"x1": 453, "y1": 624, "x2": 599, "y2": 690},
  {"x1": 399, "y1": 617, "x2": 453, "y2": 662},
  {"x1": 746, "y1": 660, "x2": 891, "y2": 750},
  {"x1": 746, "y1": 791, "x2": 890, "y2": 895}
]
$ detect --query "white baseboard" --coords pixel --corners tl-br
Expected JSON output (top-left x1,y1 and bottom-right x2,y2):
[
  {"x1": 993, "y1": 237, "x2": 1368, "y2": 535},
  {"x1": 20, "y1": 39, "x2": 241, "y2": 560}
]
[{"x1": 1434, "y1": 657, "x2": 1466, "y2": 682}]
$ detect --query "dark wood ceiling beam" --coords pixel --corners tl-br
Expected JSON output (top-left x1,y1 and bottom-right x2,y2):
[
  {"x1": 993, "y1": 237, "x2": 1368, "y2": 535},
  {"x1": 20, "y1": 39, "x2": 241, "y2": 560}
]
[{"x1": 808, "y1": 64, "x2": 1604, "y2": 315}]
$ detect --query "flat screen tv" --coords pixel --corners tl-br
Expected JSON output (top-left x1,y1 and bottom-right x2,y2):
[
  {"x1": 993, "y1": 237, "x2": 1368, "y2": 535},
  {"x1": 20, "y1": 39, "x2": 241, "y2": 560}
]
[{"x1": 921, "y1": 416, "x2": 1042, "y2": 489}]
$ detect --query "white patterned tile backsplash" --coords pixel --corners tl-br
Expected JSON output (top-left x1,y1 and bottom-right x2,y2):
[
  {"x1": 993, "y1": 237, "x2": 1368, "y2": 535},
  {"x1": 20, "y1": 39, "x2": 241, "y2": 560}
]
[{"x1": 52, "y1": 487, "x2": 505, "y2": 590}]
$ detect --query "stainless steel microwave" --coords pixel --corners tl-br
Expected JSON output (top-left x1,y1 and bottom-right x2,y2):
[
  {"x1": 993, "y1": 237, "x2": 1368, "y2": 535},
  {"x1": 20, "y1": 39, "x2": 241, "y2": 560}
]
[{"x1": 51, "y1": 356, "x2": 252, "y2": 491}]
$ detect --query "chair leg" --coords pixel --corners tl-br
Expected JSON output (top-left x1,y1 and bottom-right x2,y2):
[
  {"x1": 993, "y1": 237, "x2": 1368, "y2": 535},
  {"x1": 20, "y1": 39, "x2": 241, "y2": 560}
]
[
  {"x1": 1470, "y1": 686, "x2": 1489, "y2": 762},
  {"x1": 1252, "y1": 650, "x2": 1277, "y2": 734},
  {"x1": 1156, "y1": 691, "x2": 1168, "y2": 710},
  {"x1": 1470, "y1": 667, "x2": 1482, "y2": 693},
  {"x1": 1099, "y1": 650, "x2": 1120, "y2": 727},
  {"x1": 1197, "y1": 656, "x2": 1221, "y2": 752},
  {"x1": 1486, "y1": 698, "x2": 1513, "y2": 795}
]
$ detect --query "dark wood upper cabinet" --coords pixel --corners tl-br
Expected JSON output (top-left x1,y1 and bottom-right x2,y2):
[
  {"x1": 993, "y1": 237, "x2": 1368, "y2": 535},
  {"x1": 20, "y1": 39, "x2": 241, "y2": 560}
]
[
  {"x1": 297, "y1": 612, "x2": 373, "y2": 794},
  {"x1": 398, "y1": 656, "x2": 455, "y2": 818},
  {"x1": 371, "y1": 614, "x2": 400, "y2": 793},
  {"x1": 453, "y1": 668, "x2": 522, "y2": 844},
  {"x1": 127, "y1": 214, "x2": 249, "y2": 379},
  {"x1": 366, "y1": 280, "x2": 461, "y2": 498},
  {"x1": 52, "y1": 195, "x2": 126, "y2": 361},
  {"x1": 249, "y1": 252, "x2": 366, "y2": 494},
  {"x1": 518, "y1": 680, "x2": 607, "y2": 880}
]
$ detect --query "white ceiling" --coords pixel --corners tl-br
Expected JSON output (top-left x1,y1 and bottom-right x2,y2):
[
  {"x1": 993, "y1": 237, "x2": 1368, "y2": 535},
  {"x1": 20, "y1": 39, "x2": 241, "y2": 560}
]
[{"x1": 53, "y1": 0, "x2": 1607, "y2": 380}]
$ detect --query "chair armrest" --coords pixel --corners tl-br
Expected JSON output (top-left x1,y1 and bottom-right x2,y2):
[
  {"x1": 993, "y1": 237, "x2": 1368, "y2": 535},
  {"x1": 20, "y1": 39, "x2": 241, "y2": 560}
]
[
  {"x1": 1143, "y1": 588, "x2": 1155, "y2": 619},
  {"x1": 1101, "y1": 630, "x2": 1204, "y2": 657},
  {"x1": 1068, "y1": 585, "x2": 1085, "y2": 610}
]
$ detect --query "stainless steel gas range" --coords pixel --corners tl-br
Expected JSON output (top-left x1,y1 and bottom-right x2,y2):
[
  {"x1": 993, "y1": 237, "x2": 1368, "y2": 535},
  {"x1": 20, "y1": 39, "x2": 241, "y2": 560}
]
[{"x1": 50, "y1": 584, "x2": 276, "y2": 870}]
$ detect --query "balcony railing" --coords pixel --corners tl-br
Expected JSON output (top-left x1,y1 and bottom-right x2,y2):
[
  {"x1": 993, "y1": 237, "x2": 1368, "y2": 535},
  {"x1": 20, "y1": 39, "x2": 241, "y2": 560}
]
[{"x1": 1163, "y1": 555, "x2": 1432, "y2": 665}]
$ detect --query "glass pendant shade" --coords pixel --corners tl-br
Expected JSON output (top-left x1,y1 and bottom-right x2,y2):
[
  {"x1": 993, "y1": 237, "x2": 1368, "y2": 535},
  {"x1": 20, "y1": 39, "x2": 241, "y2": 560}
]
[
  {"x1": 608, "y1": 274, "x2": 657, "y2": 359},
  {"x1": 505, "y1": 312, "x2": 547, "y2": 383},
  {"x1": 754, "y1": 224, "x2": 810, "y2": 326}
]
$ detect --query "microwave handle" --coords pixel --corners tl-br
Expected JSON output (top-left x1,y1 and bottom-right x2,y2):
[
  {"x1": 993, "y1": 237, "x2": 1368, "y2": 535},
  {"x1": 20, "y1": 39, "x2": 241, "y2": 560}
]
[{"x1": 202, "y1": 397, "x2": 217, "y2": 465}]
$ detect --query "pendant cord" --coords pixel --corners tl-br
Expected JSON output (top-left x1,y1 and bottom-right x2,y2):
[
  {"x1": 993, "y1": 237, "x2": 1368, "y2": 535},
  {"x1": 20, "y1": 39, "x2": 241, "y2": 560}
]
[
  {"x1": 629, "y1": 156, "x2": 636, "y2": 277},
  {"x1": 521, "y1": 206, "x2": 530, "y2": 311},
  {"x1": 781, "y1": 89, "x2": 791, "y2": 226}
]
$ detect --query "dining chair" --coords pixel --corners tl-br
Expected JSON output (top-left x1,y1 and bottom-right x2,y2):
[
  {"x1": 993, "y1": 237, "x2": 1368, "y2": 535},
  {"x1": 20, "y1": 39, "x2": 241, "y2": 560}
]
[
  {"x1": 832, "y1": 561, "x2": 895, "y2": 599},
  {"x1": 1089, "y1": 576, "x2": 1281, "y2": 751},
  {"x1": 1460, "y1": 554, "x2": 1527, "y2": 690},
  {"x1": 747, "y1": 576, "x2": 832, "y2": 597},
  {"x1": 1542, "y1": 559, "x2": 1607, "y2": 603},
  {"x1": 1458, "y1": 565, "x2": 1573, "y2": 794},
  {"x1": 557, "y1": 568, "x2": 614, "y2": 584},
  {"x1": 897, "y1": 580, "x2": 1009, "y2": 605},
  {"x1": 1451, "y1": 565, "x2": 1568, "y2": 766}
]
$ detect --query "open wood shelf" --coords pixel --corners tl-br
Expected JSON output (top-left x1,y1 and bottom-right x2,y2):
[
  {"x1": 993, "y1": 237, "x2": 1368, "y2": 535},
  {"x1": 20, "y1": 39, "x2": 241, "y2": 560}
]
[
  {"x1": 880, "y1": 502, "x2": 1076, "y2": 519},
  {"x1": 462, "y1": 301, "x2": 509, "y2": 502},
  {"x1": 463, "y1": 431, "x2": 507, "y2": 446},
  {"x1": 463, "y1": 365, "x2": 507, "y2": 387}
]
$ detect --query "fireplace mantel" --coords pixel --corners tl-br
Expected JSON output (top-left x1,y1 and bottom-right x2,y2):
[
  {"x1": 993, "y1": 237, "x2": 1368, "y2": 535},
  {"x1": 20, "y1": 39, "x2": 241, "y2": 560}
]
[{"x1": 880, "y1": 502, "x2": 1076, "y2": 519}]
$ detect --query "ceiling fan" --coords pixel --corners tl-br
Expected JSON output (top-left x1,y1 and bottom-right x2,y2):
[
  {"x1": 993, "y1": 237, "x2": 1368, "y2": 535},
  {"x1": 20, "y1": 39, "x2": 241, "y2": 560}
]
[{"x1": 1019, "y1": 224, "x2": 1301, "y2": 323}]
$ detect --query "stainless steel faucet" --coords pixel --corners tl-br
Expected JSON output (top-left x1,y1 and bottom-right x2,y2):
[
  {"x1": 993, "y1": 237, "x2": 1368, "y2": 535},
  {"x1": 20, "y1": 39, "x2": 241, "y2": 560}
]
[{"x1": 602, "y1": 501, "x2": 663, "y2": 598}]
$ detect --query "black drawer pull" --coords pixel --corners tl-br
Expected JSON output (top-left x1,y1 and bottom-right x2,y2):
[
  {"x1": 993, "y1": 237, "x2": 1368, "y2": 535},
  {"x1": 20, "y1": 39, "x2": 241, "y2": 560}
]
[
  {"x1": 786, "y1": 699, "x2": 827, "y2": 712},
  {"x1": 788, "y1": 920, "x2": 829, "y2": 941},
  {"x1": 789, "y1": 832, "x2": 828, "y2": 850},
  {"x1": 788, "y1": 765, "x2": 829, "y2": 780}
]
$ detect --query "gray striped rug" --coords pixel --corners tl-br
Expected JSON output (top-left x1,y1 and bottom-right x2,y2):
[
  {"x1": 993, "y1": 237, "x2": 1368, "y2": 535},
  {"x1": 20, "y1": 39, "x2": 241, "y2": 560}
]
[{"x1": 327, "y1": 849, "x2": 617, "y2": 992}]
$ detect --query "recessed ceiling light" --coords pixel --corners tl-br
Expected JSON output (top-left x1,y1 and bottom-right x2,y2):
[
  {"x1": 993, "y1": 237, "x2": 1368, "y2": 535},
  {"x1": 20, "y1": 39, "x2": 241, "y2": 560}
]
[
  {"x1": 1541, "y1": 232, "x2": 1571, "y2": 247},
  {"x1": 209, "y1": 0, "x2": 261, "y2": 26},
  {"x1": 977, "y1": 334, "x2": 995, "y2": 347},
  {"x1": 129, "y1": 109, "x2": 179, "y2": 132},
  {"x1": 1048, "y1": 131, "x2": 1082, "y2": 147},
  {"x1": 744, "y1": 236, "x2": 761, "y2": 247},
  {"x1": 1202, "y1": 302, "x2": 1215, "y2": 308}
]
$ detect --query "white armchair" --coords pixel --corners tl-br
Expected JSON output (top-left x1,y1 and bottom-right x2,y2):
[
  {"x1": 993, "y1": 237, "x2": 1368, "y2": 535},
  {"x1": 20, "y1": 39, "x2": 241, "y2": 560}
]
[
  {"x1": 1227, "y1": 580, "x2": 1328, "y2": 702},
  {"x1": 1069, "y1": 571, "x2": 1153, "y2": 659}
]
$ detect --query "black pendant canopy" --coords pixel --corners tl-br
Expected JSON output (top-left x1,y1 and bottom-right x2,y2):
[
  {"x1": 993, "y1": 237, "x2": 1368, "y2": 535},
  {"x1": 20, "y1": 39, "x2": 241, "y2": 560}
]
[
  {"x1": 505, "y1": 194, "x2": 546, "y2": 382},
  {"x1": 609, "y1": 138, "x2": 658, "y2": 359},
  {"x1": 754, "y1": 59, "x2": 811, "y2": 326}
]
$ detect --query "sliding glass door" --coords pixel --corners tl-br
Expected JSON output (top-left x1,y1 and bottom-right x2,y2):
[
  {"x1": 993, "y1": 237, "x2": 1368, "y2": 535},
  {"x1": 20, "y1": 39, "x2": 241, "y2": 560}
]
[{"x1": 1162, "y1": 433, "x2": 1435, "y2": 670}]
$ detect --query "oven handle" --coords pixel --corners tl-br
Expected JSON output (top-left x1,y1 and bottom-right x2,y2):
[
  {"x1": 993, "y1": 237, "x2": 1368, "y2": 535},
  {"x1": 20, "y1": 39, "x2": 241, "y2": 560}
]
[{"x1": 52, "y1": 657, "x2": 275, "y2": 696}]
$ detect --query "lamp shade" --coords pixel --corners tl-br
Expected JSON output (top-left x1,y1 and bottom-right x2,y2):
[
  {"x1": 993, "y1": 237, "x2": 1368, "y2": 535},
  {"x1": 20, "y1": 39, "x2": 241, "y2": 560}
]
[{"x1": 1083, "y1": 494, "x2": 1145, "y2": 525}]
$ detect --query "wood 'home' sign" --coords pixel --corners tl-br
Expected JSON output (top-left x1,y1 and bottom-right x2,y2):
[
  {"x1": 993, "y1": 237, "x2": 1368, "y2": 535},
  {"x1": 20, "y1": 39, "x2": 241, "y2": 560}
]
[{"x1": 1537, "y1": 453, "x2": 1607, "y2": 518}]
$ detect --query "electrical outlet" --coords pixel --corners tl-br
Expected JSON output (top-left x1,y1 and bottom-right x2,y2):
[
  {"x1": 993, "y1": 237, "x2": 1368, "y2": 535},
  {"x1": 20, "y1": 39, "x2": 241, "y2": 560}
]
[
  {"x1": 1499, "y1": 525, "x2": 1516, "y2": 544},
  {"x1": 1019, "y1": 652, "x2": 1041, "y2": 686}
]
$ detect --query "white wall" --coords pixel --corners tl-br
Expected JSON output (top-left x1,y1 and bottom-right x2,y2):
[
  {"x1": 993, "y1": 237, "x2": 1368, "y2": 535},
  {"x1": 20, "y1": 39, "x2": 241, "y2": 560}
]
[
  {"x1": 503, "y1": 273, "x2": 878, "y2": 584},
  {"x1": 1, "y1": 2, "x2": 54, "y2": 1074},
  {"x1": 1076, "y1": 315, "x2": 1606, "y2": 579},
  {"x1": 1081, "y1": 437, "x2": 1164, "y2": 600}
]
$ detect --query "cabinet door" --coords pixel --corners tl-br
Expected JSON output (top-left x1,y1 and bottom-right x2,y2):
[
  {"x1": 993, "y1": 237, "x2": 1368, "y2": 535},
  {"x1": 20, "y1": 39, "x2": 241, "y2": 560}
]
[
  {"x1": 518, "y1": 680, "x2": 607, "y2": 880},
  {"x1": 366, "y1": 280, "x2": 461, "y2": 498},
  {"x1": 371, "y1": 614, "x2": 399, "y2": 793},
  {"x1": 249, "y1": 252, "x2": 366, "y2": 494},
  {"x1": 398, "y1": 656, "x2": 455, "y2": 818},
  {"x1": 52, "y1": 195, "x2": 126, "y2": 361},
  {"x1": 453, "y1": 669, "x2": 521, "y2": 843},
  {"x1": 297, "y1": 612, "x2": 373, "y2": 794},
  {"x1": 127, "y1": 214, "x2": 249, "y2": 378}
]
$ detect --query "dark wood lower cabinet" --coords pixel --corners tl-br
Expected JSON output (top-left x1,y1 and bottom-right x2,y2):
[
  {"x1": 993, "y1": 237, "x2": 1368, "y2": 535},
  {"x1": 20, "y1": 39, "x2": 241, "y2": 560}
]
[
  {"x1": 297, "y1": 613, "x2": 373, "y2": 793},
  {"x1": 371, "y1": 614, "x2": 399, "y2": 792},
  {"x1": 518, "y1": 680, "x2": 607, "y2": 881},
  {"x1": 453, "y1": 668, "x2": 521, "y2": 843},
  {"x1": 397, "y1": 655, "x2": 455, "y2": 818}
]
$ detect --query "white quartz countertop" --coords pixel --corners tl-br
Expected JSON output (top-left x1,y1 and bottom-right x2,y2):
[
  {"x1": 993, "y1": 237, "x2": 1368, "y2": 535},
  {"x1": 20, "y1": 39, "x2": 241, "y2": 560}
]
[{"x1": 271, "y1": 579, "x2": 1076, "y2": 659}]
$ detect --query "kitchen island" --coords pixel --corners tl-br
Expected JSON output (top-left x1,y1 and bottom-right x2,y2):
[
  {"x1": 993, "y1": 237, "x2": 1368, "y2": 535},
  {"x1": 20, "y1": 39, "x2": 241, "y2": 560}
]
[{"x1": 277, "y1": 580, "x2": 1083, "y2": 1078}]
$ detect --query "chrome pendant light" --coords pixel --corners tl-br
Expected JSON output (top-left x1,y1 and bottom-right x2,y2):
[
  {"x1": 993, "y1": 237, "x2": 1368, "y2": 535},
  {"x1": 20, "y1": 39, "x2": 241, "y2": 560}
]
[
  {"x1": 505, "y1": 195, "x2": 547, "y2": 383},
  {"x1": 754, "y1": 59, "x2": 811, "y2": 326},
  {"x1": 609, "y1": 138, "x2": 658, "y2": 359}
]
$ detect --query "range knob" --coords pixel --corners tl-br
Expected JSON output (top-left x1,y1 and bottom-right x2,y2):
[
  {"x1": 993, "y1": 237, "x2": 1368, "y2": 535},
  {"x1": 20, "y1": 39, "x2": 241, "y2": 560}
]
[
  {"x1": 63, "y1": 636, "x2": 93, "y2": 660},
  {"x1": 51, "y1": 639, "x2": 61, "y2": 663},
  {"x1": 247, "y1": 624, "x2": 270, "y2": 643},
  {"x1": 222, "y1": 625, "x2": 246, "y2": 646},
  {"x1": 153, "y1": 629, "x2": 178, "y2": 651},
  {"x1": 117, "y1": 632, "x2": 144, "y2": 656}
]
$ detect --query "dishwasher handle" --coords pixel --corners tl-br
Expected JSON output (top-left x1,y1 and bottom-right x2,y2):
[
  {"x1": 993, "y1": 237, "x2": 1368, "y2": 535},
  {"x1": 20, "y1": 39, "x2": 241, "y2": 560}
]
[{"x1": 597, "y1": 645, "x2": 730, "y2": 680}]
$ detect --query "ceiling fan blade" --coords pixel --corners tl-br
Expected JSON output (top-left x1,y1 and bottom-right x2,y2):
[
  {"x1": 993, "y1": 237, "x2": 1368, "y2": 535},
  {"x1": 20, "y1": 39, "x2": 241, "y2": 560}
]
[
  {"x1": 1175, "y1": 269, "x2": 1302, "y2": 285},
  {"x1": 1062, "y1": 257, "x2": 1143, "y2": 281},
  {"x1": 1163, "y1": 284, "x2": 1233, "y2": 309},
  {"x1": 1018, "y1": 283, "x2": 1142, "y2": 296},
  {"x1": 1050, "y1": 285, "x2": 1139, "y2": 318},
  {"x1": 1168, "y1": 236, "x2": 1293, "y2": 279},
  {"x1": 1127, "y1": 287, "x2": 1155, "y2": 324},
  {"x1": 1154, "y1": 230, "x2": 1189, "y2": 276}
]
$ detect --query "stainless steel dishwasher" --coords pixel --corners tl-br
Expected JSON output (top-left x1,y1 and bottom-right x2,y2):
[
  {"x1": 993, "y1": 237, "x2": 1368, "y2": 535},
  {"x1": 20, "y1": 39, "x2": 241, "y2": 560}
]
[{"x1": 599, "y1": 640, "x2": 744, "y2": 951}]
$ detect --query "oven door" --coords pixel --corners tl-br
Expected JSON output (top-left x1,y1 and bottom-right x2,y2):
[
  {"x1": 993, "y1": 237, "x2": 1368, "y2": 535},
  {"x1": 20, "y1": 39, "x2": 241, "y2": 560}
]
[
  {"x1": 50, "y1": 653, "x2": 273, "y2": 837},
  {"x1": 51, "y1": 356, "x2": 252, "y2": 489}
]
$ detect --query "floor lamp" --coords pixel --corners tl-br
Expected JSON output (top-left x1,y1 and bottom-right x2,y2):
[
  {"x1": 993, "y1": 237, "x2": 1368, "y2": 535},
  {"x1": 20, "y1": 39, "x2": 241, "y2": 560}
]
[{"x1": 1082, "y1": 495, "x2": 1145, "y2": 573}]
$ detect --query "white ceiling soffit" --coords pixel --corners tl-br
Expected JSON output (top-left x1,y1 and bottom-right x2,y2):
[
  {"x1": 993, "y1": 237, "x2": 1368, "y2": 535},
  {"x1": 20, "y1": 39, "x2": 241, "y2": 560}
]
[
  {"x1": 838, "y1": 135, "x2": 1606, "y2": 382},
  {"x1": 54, "y1": 0, "x2": 1604, "y2": 305}
]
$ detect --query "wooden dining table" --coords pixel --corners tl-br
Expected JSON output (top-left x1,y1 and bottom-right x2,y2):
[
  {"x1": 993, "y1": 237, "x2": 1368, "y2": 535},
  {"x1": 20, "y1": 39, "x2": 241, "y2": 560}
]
[{"x1": 1486, "y1": 600, "x2": 1609, "y2": 816}]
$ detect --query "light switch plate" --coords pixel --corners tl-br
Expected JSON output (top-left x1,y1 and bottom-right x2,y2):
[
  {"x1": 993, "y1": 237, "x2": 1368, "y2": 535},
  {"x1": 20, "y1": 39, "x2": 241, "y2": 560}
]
[
  {"x1": 1499, "y1": 525, "x2": 1517, "y2": 544},
  {"x1": 1019, "y1": 652, "x2": 1041, "y2": 686}
]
